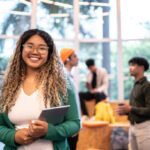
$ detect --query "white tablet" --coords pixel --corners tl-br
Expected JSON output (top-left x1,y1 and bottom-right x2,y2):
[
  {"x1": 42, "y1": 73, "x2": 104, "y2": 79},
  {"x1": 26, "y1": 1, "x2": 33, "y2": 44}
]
[{"x1": 39, "y1": 105, "x2": 70, "y2": 125}]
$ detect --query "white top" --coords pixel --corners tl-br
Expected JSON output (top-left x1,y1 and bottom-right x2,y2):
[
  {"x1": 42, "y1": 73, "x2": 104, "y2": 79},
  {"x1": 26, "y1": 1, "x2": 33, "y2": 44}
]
[{"x1": 8, "y1": 88, "x2": 53, "y2": 150}]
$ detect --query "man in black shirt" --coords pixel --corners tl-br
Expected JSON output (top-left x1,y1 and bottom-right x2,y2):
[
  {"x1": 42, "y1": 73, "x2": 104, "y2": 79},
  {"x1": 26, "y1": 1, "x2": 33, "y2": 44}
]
[{"x1": 117, "y1": 57, "x2": 150, "y2": 150}]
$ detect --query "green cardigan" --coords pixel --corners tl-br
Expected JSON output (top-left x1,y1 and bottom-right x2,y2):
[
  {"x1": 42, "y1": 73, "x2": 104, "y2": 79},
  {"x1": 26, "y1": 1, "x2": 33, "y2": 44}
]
[{"x1": 0, "y1": 80, "x2": 80, "y2": 150}]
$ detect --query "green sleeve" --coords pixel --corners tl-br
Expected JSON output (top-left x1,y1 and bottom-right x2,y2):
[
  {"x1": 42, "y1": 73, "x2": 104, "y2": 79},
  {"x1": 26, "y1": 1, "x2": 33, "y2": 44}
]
[
  {"x1": 0, "y1": 113, "x2": 18, "y2": 148},
  {"x1": 44, "y1": 79, "x2": 81, "y2": 141}
]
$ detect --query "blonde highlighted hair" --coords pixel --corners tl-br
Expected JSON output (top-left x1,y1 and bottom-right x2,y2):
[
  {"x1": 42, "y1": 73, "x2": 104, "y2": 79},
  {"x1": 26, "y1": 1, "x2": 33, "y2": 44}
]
[{"x1": 0, "y1": 29, "x2": 67, "y2": 112}]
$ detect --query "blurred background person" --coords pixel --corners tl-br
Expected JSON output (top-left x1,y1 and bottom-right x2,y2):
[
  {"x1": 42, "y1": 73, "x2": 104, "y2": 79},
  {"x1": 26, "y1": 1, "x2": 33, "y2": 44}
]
[
  {"x1": 79, "y1": 58, "x2": 109, "y2": 116},
  {"x1": 0, "y1": 29, "x2": 80, "y2": 150},
  {"x1": 60, "y1": 48, "x2": 81, "y2": 150},
  {"x1": 116, "y1": 57, "x2": 150, "y2": 150},
  {"x1": 60, "y1": 48, "x2": 78, "y2": 78}
]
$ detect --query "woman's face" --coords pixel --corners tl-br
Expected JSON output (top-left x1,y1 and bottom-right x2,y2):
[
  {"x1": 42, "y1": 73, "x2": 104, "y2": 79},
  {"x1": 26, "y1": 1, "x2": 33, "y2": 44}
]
[{"x1": 22, "y1": 35, "x2": 49, "y2": 70}]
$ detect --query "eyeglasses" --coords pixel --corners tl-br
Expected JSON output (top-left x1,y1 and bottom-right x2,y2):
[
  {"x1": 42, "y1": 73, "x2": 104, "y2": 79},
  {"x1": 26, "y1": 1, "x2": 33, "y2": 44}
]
[{"x1": 23, "y1": 43, "x2": 49, "y2": 53}]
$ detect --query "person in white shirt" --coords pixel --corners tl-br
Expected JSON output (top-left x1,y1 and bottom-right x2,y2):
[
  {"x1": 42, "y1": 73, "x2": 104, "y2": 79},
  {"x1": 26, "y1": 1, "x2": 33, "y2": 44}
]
[
  {"x1": 0, "y1": 29, "x2": 80, "y2": 150},
  {"x1": 79, "y1": 58, "x2": 109, "y2": 115},
  {"x1": 60, "y1": 48, "x2": 81, "y2": 150}
]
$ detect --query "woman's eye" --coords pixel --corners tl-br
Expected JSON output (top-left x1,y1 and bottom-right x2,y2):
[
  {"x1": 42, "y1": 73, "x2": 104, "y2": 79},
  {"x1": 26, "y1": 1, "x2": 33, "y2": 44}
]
[{"x1": 27, "y1": 45, "x2": 33, "y2": 49}]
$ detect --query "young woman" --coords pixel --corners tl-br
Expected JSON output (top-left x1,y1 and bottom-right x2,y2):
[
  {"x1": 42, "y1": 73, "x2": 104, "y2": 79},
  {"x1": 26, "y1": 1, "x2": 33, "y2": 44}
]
[{"x1": 0, "y1": 29, "x2": 80, "y2": 150}]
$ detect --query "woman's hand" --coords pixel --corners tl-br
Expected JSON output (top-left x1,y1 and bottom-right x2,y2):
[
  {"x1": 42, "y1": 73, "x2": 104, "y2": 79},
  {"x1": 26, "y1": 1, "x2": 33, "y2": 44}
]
[
  {"x1": 15, "y1": 128, "x2": 35, "y2": 145},
  {"x1": 28, "y1": 120, "x2": 48, "y2": 139}
]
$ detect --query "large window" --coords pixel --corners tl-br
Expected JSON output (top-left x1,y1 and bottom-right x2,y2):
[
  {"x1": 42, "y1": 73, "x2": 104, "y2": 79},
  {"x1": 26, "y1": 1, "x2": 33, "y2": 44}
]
[
  {"x1": 121, "y1": 0, "x2": 150, "y2": 39},
  {"x1": 79, "y1": 0, "x2": 117, "y2": 39},
  {"x1": 78, "y1": 42, "x2": 118, "y2": 99},
  {"x1": 0, "y1": 0, "x2": 150, "y2": 101},
  {"x1": 121, "y1": 0, "x2": 150, "y2": 100},
  {"x1": 37, "y1": 0, "x2": 74, "y2": 39},
  {"x1": 122, "y1": 40, "x2": 150, "y2": 99},
  {"x1": 0, "y1": 0, "x2": 31, "y2": 36}
]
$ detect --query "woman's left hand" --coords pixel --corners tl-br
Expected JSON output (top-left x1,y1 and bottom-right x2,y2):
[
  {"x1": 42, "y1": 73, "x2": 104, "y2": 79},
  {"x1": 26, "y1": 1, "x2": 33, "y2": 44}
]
[{"x1": 28, "y1": 120, "x2": 48, "y2": 138}]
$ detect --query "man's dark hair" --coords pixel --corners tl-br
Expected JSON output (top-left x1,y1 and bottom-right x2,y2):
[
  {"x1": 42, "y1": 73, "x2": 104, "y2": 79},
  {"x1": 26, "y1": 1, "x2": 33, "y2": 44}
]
[
  {"x1": 86, "y1": 59, "x2": 95, "y2": 67},
  {"x1": 128, "y1": 57, "x2": 149, "y2": 71}
]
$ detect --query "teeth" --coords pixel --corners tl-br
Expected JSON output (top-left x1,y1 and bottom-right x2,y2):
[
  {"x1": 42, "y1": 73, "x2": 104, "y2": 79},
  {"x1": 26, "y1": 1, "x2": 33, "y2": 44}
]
[{"x1": 29, "y1": 57, "x2": 39, "y2": 61}]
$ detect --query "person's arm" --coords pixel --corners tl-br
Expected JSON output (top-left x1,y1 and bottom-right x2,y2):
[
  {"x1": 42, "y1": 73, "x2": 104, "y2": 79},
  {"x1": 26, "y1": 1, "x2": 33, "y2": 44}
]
[
  {"x1": 116, "y1": 102, "x2": 131, "y2": 116},
  {"x1": 86, "y1": 82, "x2": 92, "y2": 90},
  {"x1": 43, "y1": 79, "x2": 81, "y2": 141},
  {"x1": 130, "y1": 84, "x2": 150, "y2": 117},
  {"x1": 117, "y1": 84, "x2": 150, "y2": 117},
  {"x1": 0, "y1": 113, "x2": 18, "y2": 148},
  {"x1": 86, "y1": 73, "x2": 92, "y2": 90}
]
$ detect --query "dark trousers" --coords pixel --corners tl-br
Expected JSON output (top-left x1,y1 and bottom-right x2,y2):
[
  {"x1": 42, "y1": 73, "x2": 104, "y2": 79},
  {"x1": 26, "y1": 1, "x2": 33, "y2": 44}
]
[
  {"x1": 79, "y1": 91, "x2": 106, "y2": 115},
  {"x1": 68, "y1": 134, "x2": 78, "y2": 150}
]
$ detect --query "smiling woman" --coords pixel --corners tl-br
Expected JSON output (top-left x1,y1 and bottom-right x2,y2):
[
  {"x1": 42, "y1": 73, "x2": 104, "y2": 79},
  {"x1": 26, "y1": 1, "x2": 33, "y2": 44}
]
[
  {"x1": 22, "y1": 34, "x2": 49, "y2": 69},
  {"x1": 0, "y1": 29, "x2": 80, "y2": 150}
]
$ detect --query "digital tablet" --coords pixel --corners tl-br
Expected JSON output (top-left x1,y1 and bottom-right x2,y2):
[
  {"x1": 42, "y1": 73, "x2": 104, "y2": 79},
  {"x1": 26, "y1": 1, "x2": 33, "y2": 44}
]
[{"x1": 39, "y1": 105, "x2": 70, "y2": 125}]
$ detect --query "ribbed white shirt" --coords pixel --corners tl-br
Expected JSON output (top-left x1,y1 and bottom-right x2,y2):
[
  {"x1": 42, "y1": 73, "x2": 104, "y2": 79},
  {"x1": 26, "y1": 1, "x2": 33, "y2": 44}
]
[{"x1": 8, "y1": 88, "x2": 53, "y2": 150}]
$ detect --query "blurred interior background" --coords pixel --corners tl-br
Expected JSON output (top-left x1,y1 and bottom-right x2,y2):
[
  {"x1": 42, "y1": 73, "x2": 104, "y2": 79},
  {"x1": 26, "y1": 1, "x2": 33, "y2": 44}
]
[{"x1": 0, "y1": 0, "x2": 150, "y2": 102}]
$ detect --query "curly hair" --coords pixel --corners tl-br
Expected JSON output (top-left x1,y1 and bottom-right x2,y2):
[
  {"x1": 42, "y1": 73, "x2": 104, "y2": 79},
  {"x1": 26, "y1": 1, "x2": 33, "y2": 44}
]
[{"x1": 0, "y1": 29, "x2": 67, "y2": 112}]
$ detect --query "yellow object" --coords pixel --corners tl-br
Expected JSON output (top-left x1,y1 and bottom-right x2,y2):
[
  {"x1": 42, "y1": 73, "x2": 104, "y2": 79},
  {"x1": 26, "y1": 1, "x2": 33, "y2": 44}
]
[
  {"x1": 95, "y1": 101, "x2": 116, "y2": 123},
  {"x1": 60, "y1": 48, "x2": 75, "y2": 63}
]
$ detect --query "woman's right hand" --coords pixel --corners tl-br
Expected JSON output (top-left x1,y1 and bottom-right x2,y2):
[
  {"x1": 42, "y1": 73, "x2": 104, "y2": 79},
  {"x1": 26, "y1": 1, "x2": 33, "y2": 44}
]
[{"x1": 15, "y1": 128, "x2": 35, "y2": 145}]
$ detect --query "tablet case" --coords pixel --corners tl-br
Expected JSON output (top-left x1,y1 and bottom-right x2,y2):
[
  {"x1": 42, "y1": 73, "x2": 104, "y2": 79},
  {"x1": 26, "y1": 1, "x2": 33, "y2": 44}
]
[{"x1": 39, "y1": 105, "x2": 70, "y2": 125}]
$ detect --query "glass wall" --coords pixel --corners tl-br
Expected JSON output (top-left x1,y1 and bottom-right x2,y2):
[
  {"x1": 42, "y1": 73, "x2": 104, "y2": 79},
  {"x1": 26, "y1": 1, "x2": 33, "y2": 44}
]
[
  {"x1": 122, "y1": 40, "x2": 150, "y2": 99},
  {"x1": 0, "y1": 0, "x2": 31, "y2": 36},
  {"x1": 121, "y1": 0, "x2": 150, "y2": 100},
  {"x1": 79, "y1": 0, "x2": 117, "y2": 39},
  {"x1": 37, "y1": 0, "x2": 74, "y2": 39},
  {"x1": 121, "y1": 0, "x2": 150, "y2": 39},
  {"x1": 0, "y1": 0, "x2": 150, "y2": 101},
  {"x1": 0, "y1": 0, "x2": 31, "y2": 72},
  {"x1": 79, "y1": 42, "x2": 118, "y2": 99}
]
